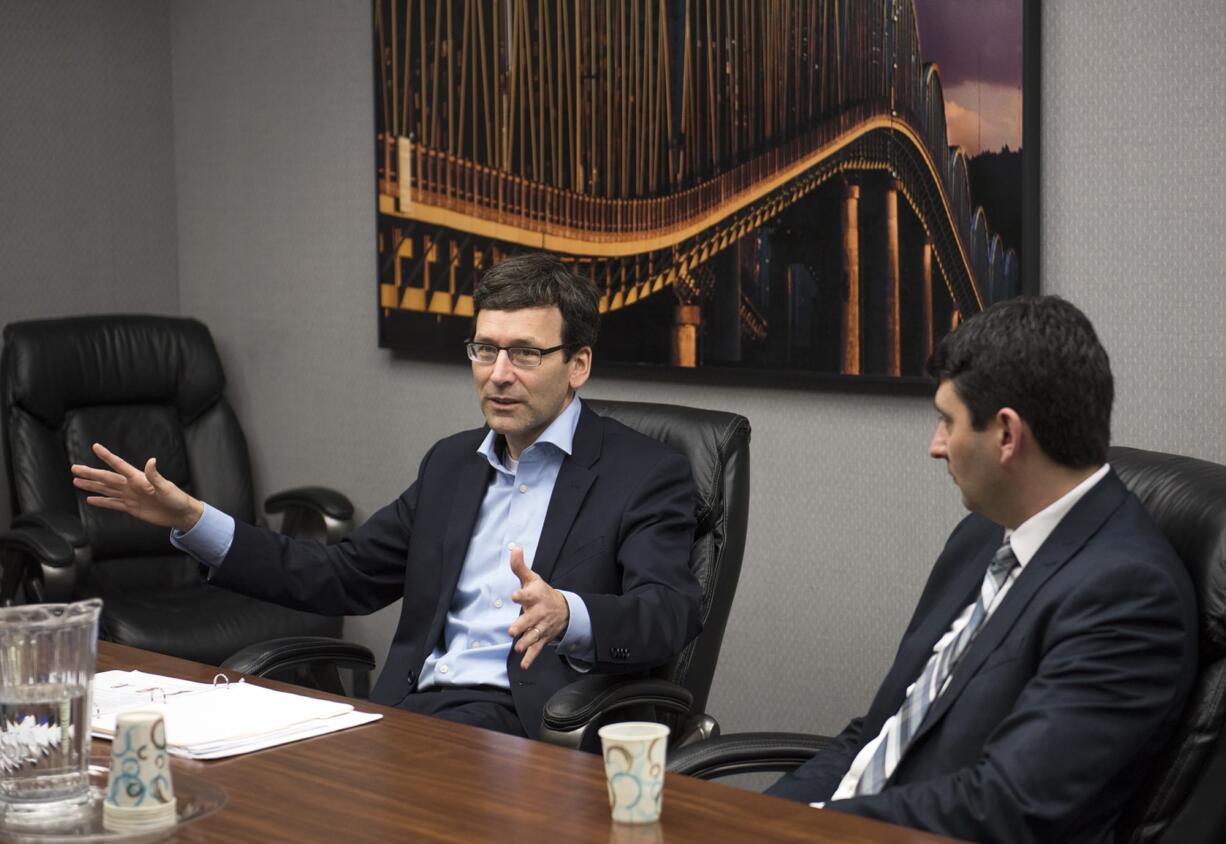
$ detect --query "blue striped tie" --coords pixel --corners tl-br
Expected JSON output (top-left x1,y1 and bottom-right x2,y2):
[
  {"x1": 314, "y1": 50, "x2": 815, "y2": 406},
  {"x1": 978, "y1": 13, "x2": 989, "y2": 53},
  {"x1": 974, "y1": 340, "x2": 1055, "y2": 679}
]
[{"x1": 854, "y1": 540, "x2": 1019, "y2": 796}]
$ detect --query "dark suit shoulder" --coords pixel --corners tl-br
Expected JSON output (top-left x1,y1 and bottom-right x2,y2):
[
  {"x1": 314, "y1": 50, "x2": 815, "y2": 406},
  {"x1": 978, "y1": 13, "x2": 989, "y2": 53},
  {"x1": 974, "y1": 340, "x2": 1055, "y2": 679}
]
[
  {"x1": 932, "y1": 512, "x2": 1003, "y2": 576},
  {"x1": 945, "y1": 511, "x2": 1003, "y2": 549},
  {"x1": 588, "y1": 413, "x2": 694, "y2": 493},
  {"x1": 594, "y1": 413, "x2": 688, "y2": 461},
  {"x1": 1101, "y1": 488, "x2": 1179, "y2": 554},
  {"x1": 429, "y1": 424, "x2": 489, "y2": 454},
  {"x1": 1067, "y1": 489, "x2": 1195, "y2": 604},
  {"x1": 412, "y1": 424, "x2": 489, "y2": 470}
]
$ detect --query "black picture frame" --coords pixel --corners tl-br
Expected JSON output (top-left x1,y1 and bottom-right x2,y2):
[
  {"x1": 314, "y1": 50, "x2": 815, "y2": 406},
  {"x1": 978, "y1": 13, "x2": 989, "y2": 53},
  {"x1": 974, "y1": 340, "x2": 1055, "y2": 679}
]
[{"x1": 1022, "y1": 0, "x2": 1041, "y2": 299}]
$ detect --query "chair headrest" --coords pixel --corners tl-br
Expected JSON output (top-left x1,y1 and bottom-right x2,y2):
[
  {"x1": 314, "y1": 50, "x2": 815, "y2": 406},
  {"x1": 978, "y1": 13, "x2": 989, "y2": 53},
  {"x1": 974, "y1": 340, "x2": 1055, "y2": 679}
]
[
  {"x1": 3, "y1": 315, "x2": 226, "y2": 426},
  {"x1": 1110, "y1": 446, "x2": 1226, "y2": 653}
]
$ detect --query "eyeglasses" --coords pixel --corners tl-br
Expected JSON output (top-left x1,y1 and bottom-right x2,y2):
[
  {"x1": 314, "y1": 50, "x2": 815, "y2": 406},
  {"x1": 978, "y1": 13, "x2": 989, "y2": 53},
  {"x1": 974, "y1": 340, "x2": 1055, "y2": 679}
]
[{"x1": 465, "y1": 340, "x2": 567, "y2": 368}]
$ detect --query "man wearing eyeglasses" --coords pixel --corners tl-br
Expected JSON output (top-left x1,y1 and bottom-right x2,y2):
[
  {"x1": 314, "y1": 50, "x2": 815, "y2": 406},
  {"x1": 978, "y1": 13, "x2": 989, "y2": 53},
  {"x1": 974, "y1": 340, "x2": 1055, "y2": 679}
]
[{"x1": 71, "y1": 253, "x2": 702, "y2": 739}]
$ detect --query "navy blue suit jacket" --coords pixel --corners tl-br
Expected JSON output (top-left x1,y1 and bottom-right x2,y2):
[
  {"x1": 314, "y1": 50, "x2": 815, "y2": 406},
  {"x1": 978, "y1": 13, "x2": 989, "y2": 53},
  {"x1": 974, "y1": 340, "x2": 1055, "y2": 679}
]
[
  {"x1": 768, "y1": 471, "x2": 1197, "y2": 843},
  {"x1": 212, "y1": 404, "x2": 703, "y2": 737}
]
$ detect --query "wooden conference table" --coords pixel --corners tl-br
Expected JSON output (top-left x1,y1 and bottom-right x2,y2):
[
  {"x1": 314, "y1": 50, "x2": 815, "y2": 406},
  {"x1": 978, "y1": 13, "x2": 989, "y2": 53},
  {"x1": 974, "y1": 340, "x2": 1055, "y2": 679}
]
[{"x1": 97, "y1": 642, "x2": 964, "y2": 843}]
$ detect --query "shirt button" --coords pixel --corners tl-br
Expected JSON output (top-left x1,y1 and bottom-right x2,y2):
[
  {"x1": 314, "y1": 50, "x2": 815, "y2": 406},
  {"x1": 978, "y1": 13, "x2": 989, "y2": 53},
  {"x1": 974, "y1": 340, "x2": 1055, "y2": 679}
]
[
  {"x1": 438, "y1": 664, "x2": 449, "y2": 674},
  {"x1": 568, "y1": 644, "x2": 577, "y2": 653},
  {"x1": 471, "y1": 641, "x2": 482, "y2": 649},
  {"x1": 494, "y1": 599, "x2": 504, "y2": 608},
  {"x1": 519, "y1": 483, "x2": 528, "y2": 493},
  {"x1": 507, "y1": 542, "x2": 516, "y2": 550}
]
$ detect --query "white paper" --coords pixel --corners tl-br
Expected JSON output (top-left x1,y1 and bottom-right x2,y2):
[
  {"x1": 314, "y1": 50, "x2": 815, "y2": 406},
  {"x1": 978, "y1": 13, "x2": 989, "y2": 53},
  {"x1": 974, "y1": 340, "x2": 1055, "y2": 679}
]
[{"x1": 92, "y1": 670, "x2": 382, "y2": 759}]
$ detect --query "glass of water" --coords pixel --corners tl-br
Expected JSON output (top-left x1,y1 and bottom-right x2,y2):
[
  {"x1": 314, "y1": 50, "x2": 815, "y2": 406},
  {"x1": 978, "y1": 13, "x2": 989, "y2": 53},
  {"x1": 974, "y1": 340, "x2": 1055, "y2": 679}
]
[{"x1": 0, "y1": 598, "x2": 102, "y2": 825}]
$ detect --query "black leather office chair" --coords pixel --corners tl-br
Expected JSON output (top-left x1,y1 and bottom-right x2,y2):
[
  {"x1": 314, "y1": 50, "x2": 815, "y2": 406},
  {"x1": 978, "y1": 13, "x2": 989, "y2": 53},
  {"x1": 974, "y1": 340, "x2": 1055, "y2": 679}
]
[
  {"x1": 667, "y1": 445, "x2": 1226, "y2": 844},
  {"x1": 223, "y1": 399, "x2": 751, "y2": 748},
  {"x1": 538, "y1": 399, "x2": 751, "y2": 751},
  {"x1": 0, "y1": 315, "x2": 366, "y2": 674}
]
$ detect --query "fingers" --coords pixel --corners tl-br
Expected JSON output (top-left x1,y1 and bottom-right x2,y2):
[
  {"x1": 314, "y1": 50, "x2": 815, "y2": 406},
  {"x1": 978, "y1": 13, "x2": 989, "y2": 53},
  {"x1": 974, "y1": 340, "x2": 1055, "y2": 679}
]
[
  {"x1": 72, "y1": 455, "x2": 154, "y2": 500},
  {"x1": 512, "y1": 623, "x2": 550, "y2": 669},
  {"x1": 511, "y1": 619, "x2": 545, "y2": 650},
  {"x1": 508, "y1": 608, "x2": 538, "y2": 640},
  {"x1": 91, "y1": 443, "x2": 142, "y2": 480},
  {"x1": 84, "y1": 496, "x2": 132, "y2": 513},
  {"x1": 72, "y1": 477, "x2": 118, "y2": 496},
  {"x1": 73, "y1": 444, "x2": 153, "y2": 498},
  {"x1": 520, "y1": 637, "x2": 546, "y2": 670},
  {"x1": 508, "y1": 545, "x2": 534, "y2": 587},
  {"x1": 70, "y1": 463, "x2": 125, "y2": 485},
  {"x1": 145, "y1": 457, "x2": 174, "y2": 495},
  {"x1": 510, "y1": 577, "x2": 545, "y2": 615},
  {"x1": 506, "y1": 547, "x2": 563, "y2": 668},
  {"x1": 146, "y1": 457, "x2": 172, "y2": 487},
  {"x1": 72, "y1": 461, "x2": 133, "y2": 505}
]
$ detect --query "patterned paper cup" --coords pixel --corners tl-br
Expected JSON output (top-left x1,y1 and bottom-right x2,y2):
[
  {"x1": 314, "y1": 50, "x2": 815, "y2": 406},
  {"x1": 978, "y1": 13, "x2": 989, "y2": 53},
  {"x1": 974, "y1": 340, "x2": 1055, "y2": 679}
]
[
  {"x1": 102, "y1": 710, "x2": 176, "y2": 832},
  {"x1": 598, "y1": 722, "x2": 670, "y2": 824}
]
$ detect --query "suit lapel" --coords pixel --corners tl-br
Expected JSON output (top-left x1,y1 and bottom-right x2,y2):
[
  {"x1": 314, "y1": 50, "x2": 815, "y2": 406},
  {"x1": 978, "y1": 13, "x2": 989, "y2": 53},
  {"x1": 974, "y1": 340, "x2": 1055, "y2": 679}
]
[
  {"x1": 430, "y1": 450, "x2": 494, "y2": 635},
  {"x1": 890, "y1": 538, "x2": 1000, "y2": 696},
  {"x1": 531, "y1": 404, "x2": 600, "y2": 583},
  {"x1": 909, "y1": 471, "x2": 1129, "y2": 746}
]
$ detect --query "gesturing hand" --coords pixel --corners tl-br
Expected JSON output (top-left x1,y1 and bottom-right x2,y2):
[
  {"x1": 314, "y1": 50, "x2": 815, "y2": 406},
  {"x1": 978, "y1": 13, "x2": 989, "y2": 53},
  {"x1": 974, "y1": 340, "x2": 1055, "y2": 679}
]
[
  {"x1": 507, "y1": 545, "x2": 570, "y2": 670},
  {"x1": 70, "y1": 443, "x2": 204, "y2": 532}
]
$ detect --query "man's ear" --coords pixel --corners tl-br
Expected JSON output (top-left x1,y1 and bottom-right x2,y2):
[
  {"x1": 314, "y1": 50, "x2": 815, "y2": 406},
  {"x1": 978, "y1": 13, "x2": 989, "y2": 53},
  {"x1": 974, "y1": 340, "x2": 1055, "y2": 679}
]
[
  {"x1": 568, "y1": 346, "x2": 592, "y2": 391},
  {"x1": 996, "y1": 408, "x2": 1025, "y2": 463}
]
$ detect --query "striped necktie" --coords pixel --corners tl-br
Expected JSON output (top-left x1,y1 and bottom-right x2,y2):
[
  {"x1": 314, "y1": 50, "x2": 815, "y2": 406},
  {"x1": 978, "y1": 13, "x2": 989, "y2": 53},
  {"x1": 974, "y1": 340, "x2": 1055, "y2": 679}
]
[{"x1": 854, "y1": 539, "x2": 1020, "y2": 796}]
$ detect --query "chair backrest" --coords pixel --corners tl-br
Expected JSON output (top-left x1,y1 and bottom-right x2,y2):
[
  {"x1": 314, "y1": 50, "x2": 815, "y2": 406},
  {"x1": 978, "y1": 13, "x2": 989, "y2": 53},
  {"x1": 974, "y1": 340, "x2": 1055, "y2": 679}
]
[
  {"x1": 2, "y1": 315, "x2": 257, "y2": 560},
  {"x1": 1110, "y1": 446, "x2": 1226, "y2": 844},
  {"x1": 585, "y1": 399, "x2": 750, "y2": 720}
]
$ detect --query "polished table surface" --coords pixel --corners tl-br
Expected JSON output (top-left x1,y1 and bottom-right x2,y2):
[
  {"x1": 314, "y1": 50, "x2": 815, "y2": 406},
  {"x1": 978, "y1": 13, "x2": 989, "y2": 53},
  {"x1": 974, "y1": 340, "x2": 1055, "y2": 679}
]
[{"x1": 96, "y1": 642, "x2": 965, "y2": 843}]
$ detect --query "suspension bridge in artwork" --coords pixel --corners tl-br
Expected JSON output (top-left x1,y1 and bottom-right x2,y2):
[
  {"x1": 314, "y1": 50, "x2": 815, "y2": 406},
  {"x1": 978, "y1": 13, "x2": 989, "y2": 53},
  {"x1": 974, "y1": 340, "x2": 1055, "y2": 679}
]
[{"x1": 374, "y1": 0, "x2": 1019, "y2": 373}]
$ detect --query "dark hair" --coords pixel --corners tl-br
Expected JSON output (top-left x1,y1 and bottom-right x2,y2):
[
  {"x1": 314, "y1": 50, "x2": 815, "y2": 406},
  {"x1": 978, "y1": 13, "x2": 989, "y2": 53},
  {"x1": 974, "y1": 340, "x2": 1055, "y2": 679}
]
[
  {"x1": 473, "y1": 253, "x2": 600, "y2": 357},
  {"x1": 927, "y1": 296, "x2": 1113, "y2": 468}
]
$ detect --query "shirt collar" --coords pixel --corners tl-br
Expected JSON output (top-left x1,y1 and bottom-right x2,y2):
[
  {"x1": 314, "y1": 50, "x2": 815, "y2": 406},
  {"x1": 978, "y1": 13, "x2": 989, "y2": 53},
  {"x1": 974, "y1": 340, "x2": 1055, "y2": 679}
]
[
  {"x1": 1006, "y1": 463, "x2": 1111, "y2": 567},
  {"x1": 476, "y1": 395, "x2": 583, "y2": 471}
]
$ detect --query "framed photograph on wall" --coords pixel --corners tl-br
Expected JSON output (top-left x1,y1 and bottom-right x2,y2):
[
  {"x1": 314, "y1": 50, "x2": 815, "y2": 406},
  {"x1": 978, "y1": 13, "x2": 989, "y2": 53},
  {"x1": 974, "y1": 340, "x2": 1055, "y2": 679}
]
[{"x1": 372, "y1": 0, "x2": 1039, "y2": 388}]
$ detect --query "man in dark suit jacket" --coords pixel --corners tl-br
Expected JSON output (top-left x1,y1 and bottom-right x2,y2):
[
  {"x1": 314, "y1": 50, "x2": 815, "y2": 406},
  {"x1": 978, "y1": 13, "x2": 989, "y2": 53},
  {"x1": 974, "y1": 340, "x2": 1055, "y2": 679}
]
[
  {"x1": 767, "y1": 297, "x2": 1197, "y2": 843},
  {"x1": 71, "y1": 254, "x2": 702, "y2": 739}
]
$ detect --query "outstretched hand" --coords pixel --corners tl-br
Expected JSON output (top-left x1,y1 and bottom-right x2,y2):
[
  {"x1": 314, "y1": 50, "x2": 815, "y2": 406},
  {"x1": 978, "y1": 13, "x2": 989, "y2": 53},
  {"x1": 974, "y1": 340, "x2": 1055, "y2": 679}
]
[
  {"x1": 70, "y1": 443, "x2": 204, "y2": 532},
  {"x1": 507, "y1": 545, "x2": 570, "y2": 670}
]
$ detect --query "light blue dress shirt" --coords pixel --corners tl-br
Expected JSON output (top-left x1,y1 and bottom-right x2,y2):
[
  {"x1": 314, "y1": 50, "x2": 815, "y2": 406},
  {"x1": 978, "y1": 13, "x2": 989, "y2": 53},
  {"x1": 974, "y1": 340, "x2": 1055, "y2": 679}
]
[{"x1": 171, "y1": 396, "x2": 594, "y2": 691}]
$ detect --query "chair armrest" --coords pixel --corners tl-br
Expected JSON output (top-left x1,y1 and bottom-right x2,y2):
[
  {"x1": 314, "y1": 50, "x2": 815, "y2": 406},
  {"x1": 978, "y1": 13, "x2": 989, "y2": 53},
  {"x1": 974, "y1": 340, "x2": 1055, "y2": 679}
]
[
  {"x1": 666, "y1": 732, "x2": 832, "y2": 779},
  {"x1": 540, "y1": 674, "x2": 694, "y2": 750},
  {"x1": 12, "y1": 512, "x2": 89, "y2": 549},
  {"x1": 221, "y1": 635, "x2": 374, "y2": 675},
  {"x1": 0, "y1": 519, "x2": 83, "y2": 602},
  {"x1": 0, "y1": 525, "x2": 75, "y2": 566},
  {"x1": 221, "y1": 636, "x2": 376, "y2": 699},
  {"x1": 265, "y1": 486, "x2": 355, "y2": 544}
]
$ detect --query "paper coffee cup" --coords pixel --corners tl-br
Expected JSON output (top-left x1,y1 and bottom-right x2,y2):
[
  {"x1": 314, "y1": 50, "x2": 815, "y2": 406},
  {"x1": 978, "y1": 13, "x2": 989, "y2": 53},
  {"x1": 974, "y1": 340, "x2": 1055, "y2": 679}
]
[
  {"x1": 598, "y1": 721, "x2": 670, "y2": 824},
  {"x1": 103, "y1": 710, "x2": 176, "y2": 833}
]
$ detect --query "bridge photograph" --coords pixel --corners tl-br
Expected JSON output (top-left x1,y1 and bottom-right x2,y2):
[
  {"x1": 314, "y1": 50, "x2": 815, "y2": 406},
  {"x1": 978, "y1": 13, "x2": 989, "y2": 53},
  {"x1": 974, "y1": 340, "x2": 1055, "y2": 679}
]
[{"x1": 373, "y1": 0, "x2": 1029, "y2": 379}]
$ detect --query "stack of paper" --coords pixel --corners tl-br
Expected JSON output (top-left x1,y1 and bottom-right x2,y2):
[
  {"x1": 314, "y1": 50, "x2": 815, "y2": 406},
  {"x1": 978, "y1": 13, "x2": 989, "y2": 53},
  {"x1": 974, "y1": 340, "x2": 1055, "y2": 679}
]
[{"x1": 92, "y1": 670, "x2": 382, "y2": 759}]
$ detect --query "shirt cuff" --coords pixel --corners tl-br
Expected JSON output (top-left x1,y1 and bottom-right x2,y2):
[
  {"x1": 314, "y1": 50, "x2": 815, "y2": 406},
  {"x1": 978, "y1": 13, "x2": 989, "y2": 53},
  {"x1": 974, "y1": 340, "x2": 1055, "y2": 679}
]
[
  {"x1": 169, "y1": 503, "x2": 235, "y2": 569},
  {"x1": 557, "y1": 590, "x2": 594, "y2": 670},
  {"x1": 809, "y1": 802, "x2": 826, "y2": 809}
]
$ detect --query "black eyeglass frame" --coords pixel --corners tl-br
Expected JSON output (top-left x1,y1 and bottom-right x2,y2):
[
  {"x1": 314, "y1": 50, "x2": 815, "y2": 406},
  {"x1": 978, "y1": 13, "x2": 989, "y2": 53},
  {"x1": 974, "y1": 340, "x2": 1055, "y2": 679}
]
[{"x1": 464, "y1": 340, "x2": 569, "y2": 368}]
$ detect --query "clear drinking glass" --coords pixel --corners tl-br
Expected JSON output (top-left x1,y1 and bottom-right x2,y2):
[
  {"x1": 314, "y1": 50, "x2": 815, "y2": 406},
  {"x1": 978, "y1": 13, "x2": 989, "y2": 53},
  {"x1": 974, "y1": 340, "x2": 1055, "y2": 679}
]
[{"x1": 0, "y1": 598, "x2": 102, "y2": 824}]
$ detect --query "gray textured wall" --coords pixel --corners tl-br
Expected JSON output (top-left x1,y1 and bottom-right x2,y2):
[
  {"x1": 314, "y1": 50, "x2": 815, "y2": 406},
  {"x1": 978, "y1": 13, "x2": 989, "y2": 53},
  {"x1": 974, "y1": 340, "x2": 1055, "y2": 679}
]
[
  {"x1": 0, "y1": 0, "x2": 180, "y2": 520},
  {"x1": 2, "y1": 0, "x2": 1223, "y2": 748},
  {"x1": 1041, "y1": 1, "x2": 1226, "y2": 464}
]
